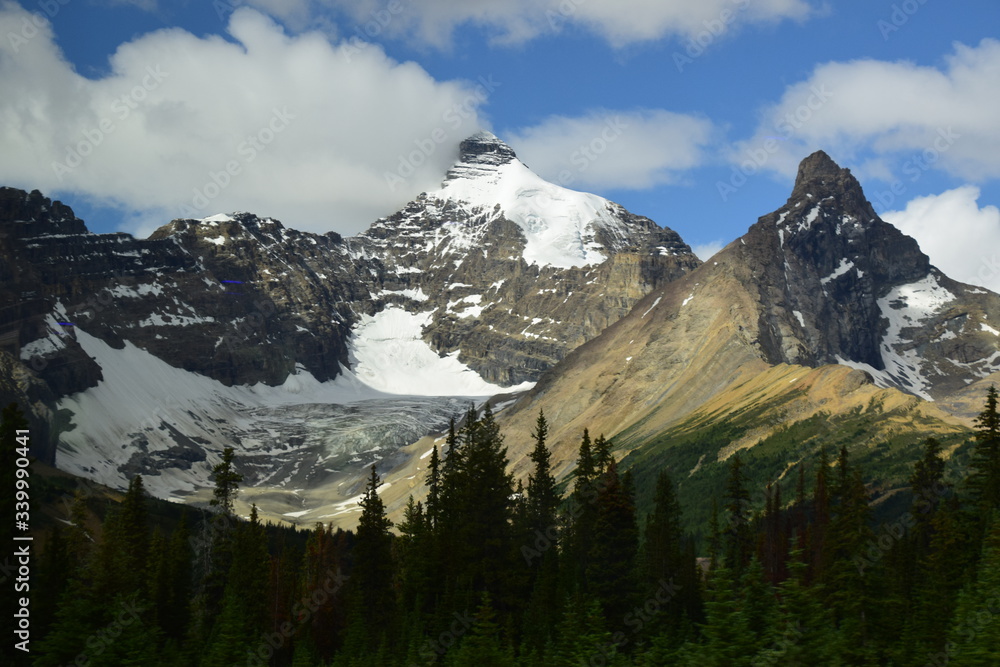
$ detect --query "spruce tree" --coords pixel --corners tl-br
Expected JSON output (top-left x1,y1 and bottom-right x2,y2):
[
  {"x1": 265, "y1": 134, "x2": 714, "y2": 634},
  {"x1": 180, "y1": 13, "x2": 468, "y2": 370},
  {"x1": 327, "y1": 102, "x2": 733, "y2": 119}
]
[
  {"x1": 209, "y1": 446, "x2": 243, "y2": 516},
  {"x1": 459, "y1": 404, "x2": 516, "y2": 608},
  {"x1": 594, "y1": 433, "x2": 612, "y2": 471},
  {"x1": 587, "y1": 460, "x2": 639, "y2": 625},
  {"x1": 968, "y1": 385, "x2": 1000, "y2": 510},
  {"x1": 566, "y1": 428, "x2": 599, "y2": 592},
  {"x1": 823, "y1": 447, "x2": 874, "y2": 663},
  {"x1": 426, "y1": 443, "x2": 441, "y2": 529},
  {"x1": 723, "y1": 453, "x2": 753, "y2": 577},
  {"x1": 527, "y1": 409, "x2": 559, "y2": 544},
  {"x1": 446, "y1": 593, "x2": 516, "y2": 666},
  {"x1": 350, "y1": 465, "x2": 396, "y2": 651},
  {"x1": 642, "y1": 468, "x2": 688, "y2": 634},
  {"x1": 689, "y1": 566, "x2": 757, "y2": 666},
  {"x1": 947, "y1": 519, "x2": 1000, "y2": 665}
]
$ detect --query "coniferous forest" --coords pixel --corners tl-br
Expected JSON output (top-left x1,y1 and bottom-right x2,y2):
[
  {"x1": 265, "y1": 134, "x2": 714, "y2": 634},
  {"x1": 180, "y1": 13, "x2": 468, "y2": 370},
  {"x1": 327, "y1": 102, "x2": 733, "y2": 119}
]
[{"x1": 3, "y1": 388, "x2": 1000, "y2": 666}]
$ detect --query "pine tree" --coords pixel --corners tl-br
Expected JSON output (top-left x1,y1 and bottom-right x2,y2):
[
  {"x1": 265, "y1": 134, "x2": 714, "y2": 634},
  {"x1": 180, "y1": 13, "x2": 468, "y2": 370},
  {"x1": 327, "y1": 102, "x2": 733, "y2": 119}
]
[
  {"x1": 520, "y1": 413, "x2": 561, "y2": 655},
  {"x1": 398, "y1": 495, "x2": 434, "y2": 621},
  {"x1": 566, "y1": 428, "x2": 600, "y2": 592},
  {"x1": 446, "y1": 593, "x2": 516, "y2": 666},
  {"x1": 756, "y1": 554, "x2": 841, "y2": 665},
  {"x1": 642, "y1": 468, "x2": 689, "y2": 634},
  {"x1": 459, "y1": 404, "x2": 516, "y2": 608},
  {"x1": 527, "y1": 410, "x2": 559, "y2": 540},
  {"x1": 547, "y1": 596, "x2": 619, "y2": 667},
  {"x1": 426, "y1": 443, "x2": 442, "y2": 529},
  {"x1": 760, "y1": 482, "x2": 789, "y2": 585},
  {"x1": 202, "y1": 504, "x2": 270, "y2": 667},
  {"x1": 594, "y1": 433, "x2": 612, "y2": 471},
  {"x1": 158, "y1": 515, "x2": 193, "y2": 643},
  {"x1": 810, "y1": 448, "x2": 832, "y2": 582},
  {"x1": 723, "y1": 453, "x2": 753, "y2": 577},
  {"x1": 968, "y1": 384, "x2": 1000, "y2": 510},
  {"x1": 209, "y1": 446, "x2": 243, "y2": 516},
  {"x1": 689, "y1": 566, "x2": 757, "y2": 666},
  {"x1": 587, "y1": 459, "x2": 639, "y2": 625},
  {"x1": 947, "y1": 519, "x2": 1000, "y2": 665},
  {"x1": 349, "y1": 465, "x2": 396, "y2": 651},
  {"x1": 911, "y1": 437, "x2": 948, "y2": 547},
  {"x1": 577, "y1": 428, "x2": 596, "y2": 483},
  {"x1": 118, "y1": 474, "x2": 151, "y2": 595},
  {"x1": 822, "y1": 447, "x2": 874, "y2": 663}
]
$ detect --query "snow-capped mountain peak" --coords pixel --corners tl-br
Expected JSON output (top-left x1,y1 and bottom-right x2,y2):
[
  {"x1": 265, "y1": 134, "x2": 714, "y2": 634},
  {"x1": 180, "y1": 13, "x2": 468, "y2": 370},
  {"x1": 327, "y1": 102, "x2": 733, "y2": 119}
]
[{"x1": 426, "y1": 132, "x2": 632, "y2": 268}]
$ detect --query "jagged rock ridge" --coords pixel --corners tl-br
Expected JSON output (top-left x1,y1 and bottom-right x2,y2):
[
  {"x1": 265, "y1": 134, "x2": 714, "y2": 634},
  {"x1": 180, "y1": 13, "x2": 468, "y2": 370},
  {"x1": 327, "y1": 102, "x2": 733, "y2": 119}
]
[{"x1": 0, "y1": 132, "x2": 700, "y2": 497}]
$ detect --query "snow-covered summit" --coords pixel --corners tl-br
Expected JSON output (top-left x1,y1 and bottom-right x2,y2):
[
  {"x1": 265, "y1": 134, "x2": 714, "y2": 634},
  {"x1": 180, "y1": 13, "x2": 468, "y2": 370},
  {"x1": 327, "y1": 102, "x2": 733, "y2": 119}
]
[{"x1": 427, "y1": 132, "x2": 633, "y2": 268}]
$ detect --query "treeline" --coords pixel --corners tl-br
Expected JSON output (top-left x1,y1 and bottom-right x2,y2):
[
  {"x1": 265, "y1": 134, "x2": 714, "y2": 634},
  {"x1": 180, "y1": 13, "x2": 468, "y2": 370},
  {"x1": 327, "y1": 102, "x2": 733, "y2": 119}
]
[{"x1": 5, "y1": 387, "x2": 1000, "y2": 665}]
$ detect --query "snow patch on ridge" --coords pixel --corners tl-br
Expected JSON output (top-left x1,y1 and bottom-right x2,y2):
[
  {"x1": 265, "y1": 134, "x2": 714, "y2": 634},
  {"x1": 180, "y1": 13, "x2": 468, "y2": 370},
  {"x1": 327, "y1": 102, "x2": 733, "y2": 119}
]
[
  {"x1": 820, "y1": 258, "x2": 855, "y2": 285},
  {"x1": 874, "y1": 274, "x2": 957, "y2": 400}
]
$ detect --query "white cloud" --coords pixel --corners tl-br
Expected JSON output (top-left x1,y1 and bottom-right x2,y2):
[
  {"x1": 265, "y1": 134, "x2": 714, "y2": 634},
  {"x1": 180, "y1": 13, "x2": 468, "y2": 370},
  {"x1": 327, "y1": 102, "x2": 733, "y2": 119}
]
[
  {"x1": 0, "y1": 4, "x2": 490, "y2": 236},
  {"x1": 732, "y1": 39, "x2": 1000, "y2": 182},
  {"x1": 692, "y1": 239, "x2": 726, "y2": 262},
  {"x1": 282, "y1": 0, "x2": 813, "y2": 48},
  {"x1": 506, "y1": 109, "x2": 715, "y2": 191},
  {"x1": 883, "y1": 186, "x2": 1000, "y2": 294}
]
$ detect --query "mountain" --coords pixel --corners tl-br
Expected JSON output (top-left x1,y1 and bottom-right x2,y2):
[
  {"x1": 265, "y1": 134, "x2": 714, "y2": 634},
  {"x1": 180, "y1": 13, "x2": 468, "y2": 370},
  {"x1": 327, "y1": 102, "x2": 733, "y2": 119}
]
[
  {"x1": 350, "y1": 131, "x2": 699, "y2": 385},
  {"x1": 483, "y1": 150, "x2": 999, "y2": 526},
  {"x1": 0, "y1": 132, "x2": 698, "y2": 513}
]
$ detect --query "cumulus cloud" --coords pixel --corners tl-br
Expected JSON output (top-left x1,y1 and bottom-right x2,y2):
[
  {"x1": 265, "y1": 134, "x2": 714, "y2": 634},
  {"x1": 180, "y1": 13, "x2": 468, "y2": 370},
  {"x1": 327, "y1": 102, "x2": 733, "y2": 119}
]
[
  {"x1": 506, "y1": 109, "x2": 715, "y2": 191},
  {"x1": 883, "y1": 186, "x2": 1000, "y2": 294},
  {"x1": 278, "y1": 0, "x2": 813, "y2": 48},
  {"x1": 0, "y1": 4, "x2": 490, "y2": 236},
  {"x1": 731, "y1": 39, "x2": 1000, "y2": 182}
]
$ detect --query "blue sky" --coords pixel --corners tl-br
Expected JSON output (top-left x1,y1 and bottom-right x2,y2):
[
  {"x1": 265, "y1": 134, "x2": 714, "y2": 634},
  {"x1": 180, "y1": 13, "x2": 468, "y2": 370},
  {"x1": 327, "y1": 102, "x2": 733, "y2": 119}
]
[{"x1": 2, "y1": 0, "x2": 999, "y2": 289}]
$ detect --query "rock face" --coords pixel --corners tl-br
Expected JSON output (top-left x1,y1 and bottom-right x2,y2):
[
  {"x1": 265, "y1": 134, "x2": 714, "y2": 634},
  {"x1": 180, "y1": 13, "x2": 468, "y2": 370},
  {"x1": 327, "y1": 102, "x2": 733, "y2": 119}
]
[
  {"x1": 0, "y1": 133, "x2": 699, "y2": 472},
  {"x1": 738, "y1": 151, "x2": 1000, "y2": 399},
  {"x1": 495, "y1": 150, "x2": 1000, "y2": 476},
  {"x1": 352, "y1": 132, "x2": 700, "y2": 384}
]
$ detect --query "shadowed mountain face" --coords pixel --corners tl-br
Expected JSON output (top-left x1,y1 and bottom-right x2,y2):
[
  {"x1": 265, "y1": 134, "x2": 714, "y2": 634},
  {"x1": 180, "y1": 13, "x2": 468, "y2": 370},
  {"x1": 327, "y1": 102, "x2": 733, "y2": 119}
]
[
  {"x1": 2, "y1": 145, "x2": 998, "y2": 526},
  {"x1": 0, "y1": 133, "x2": 699, "y2": 505},
  {"x1": 494, "y1": 150, "x2": 1000, "y2": 482}
]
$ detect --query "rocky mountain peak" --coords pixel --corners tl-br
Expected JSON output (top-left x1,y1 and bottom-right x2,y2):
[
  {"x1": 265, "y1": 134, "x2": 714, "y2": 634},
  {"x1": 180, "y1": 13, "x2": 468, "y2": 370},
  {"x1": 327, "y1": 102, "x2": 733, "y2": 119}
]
[
  {"x1": 789, "y1": 150, "x2": 867, "y2": 206},
  {"x1": 0, "y1": 187, "x2": 87, "y2": 237},
  {"x1": 738, "y1": 151, "x2": 934, "y2": 373},
  {"x1": 457, "y1": 130, "x2": 517, "y2": 166}
]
